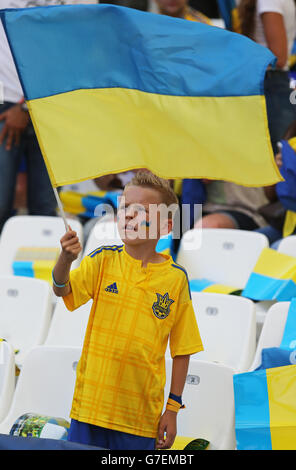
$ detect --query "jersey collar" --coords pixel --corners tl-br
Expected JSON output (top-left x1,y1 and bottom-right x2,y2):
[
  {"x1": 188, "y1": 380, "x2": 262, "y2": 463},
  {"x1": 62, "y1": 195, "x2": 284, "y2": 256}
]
[{"x1": 122, "y1": 244, "x2": 172, "y2": 271}]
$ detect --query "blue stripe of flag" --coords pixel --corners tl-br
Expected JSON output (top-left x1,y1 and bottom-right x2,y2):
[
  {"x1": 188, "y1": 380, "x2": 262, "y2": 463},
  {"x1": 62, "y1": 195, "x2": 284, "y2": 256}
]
[
  {"x1": 242, "y1": 272, "x2": 296, "y2": 301},
  {"x1": 233, "y1": 369, "x2": 272, "y2": 450},
  {"x1": 0, "y1": 4, "x2": 275, "y2": 101}
]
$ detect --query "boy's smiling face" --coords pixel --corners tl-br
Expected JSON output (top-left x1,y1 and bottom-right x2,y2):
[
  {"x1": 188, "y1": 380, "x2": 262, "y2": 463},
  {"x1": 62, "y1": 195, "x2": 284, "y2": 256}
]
[{"x1": 117, "y1": 185, "x2": 171, "y2": 246}]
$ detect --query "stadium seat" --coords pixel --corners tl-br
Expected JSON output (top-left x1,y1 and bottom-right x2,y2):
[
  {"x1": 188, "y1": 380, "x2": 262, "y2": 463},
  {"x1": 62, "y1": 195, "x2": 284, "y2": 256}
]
[
  {"x1": 0, "y1": 341, "x2": 15, "y2": 423},
  {"x1": 45, "y1": 298, "x2": 91, "y2": 347},
  {"x1": 254, "y1": 300, "x2": 277, "y2": 343},
  {"x1": 277, "y1": 236, "x2": 296, "y2": 257},
  {"x1": 176, "y1": 228, "x2": 268, "y2": 288},
  {"x1": 179, "y1": 292, "x2": 256, "y2": 373},
  {"x1": 249, "y1": 302, "x2": 290, "y2": 371},
  {"x1": 254, "y1": 238, "x2": 296, "y2": 334},
  {"x1": 0, "y1": 276, "x2": 52, "y2": 366},
  {"x1": 83, "y1": 217, "x2": 122, "y2": 256},
  {"x1": 0, "y1": 346, "x2": 81, "y2": 433},
  {"x1": 164, "y1": 359, "x2": 236, "y2": 450},
  {"x1": 0, "y1": 215, "x2": 83, "y2": 276}
]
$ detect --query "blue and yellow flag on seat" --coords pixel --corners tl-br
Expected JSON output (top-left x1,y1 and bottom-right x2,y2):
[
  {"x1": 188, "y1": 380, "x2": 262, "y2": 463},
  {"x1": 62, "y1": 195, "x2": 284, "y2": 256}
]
[
  {"x1": 190, "y1": 278, "x2": 242, "y2": 295},
  {"x1": 256, "y1": 298, "x2": 296, "y2": 370},
  {"x1": 12, "y1": 247, "x2": 59, "y2": 283},
  {"x1": 234, "y1": 364, "x2": 296, "y2": 450},
  {"x1": 0, "y1": 4, "x2": 281, "y2": 187},
  {"x1": 242, "y1": 248, "x2": 296, "y2": 301}
]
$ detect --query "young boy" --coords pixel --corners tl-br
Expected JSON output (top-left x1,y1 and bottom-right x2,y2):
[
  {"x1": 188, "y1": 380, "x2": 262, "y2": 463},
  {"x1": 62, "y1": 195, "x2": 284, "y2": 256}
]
[{"x1": 52, "y1": 171, "x2": 203, "y2": 450}]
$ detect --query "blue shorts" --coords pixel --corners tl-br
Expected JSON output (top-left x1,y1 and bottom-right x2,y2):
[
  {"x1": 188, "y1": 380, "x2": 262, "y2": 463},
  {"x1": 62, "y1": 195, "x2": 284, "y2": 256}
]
[{"x1": 67, "y1": 419, "x2": 156, "y2": 450}]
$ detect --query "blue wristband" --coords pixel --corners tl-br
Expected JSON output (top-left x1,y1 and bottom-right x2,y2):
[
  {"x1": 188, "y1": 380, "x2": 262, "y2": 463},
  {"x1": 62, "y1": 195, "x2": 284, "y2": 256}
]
[
  {"x1": 169, "y1": 393, "x2": 182, "y2": 405},
  {"x1": 52, "y1": 271, "x2": 69, "y2": 288}
]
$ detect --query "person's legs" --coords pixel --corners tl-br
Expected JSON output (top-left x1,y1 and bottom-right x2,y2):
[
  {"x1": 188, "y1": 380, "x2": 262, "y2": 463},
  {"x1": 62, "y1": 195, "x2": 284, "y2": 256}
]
[
  {"x1": 24, "y1": 123, "x2": 57, "y2": 217},
  {"x1": 264, "y1": 71, "x2": 296, "y2": 154},
  {"x1": 0, "y1": 103, "x2": 23, "y2": 232}
]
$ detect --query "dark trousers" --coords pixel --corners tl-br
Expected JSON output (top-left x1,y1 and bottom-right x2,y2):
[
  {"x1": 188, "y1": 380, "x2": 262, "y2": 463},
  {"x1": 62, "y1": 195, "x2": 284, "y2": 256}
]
[{"x1": 264, "y1": 70, "x2": 296, "y2": 154}]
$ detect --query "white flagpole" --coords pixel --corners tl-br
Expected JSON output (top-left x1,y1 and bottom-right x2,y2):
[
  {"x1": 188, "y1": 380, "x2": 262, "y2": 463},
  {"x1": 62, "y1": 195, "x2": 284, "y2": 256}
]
[{"x1": 53, "y1": 187, "x2": 70, "y2": 232}]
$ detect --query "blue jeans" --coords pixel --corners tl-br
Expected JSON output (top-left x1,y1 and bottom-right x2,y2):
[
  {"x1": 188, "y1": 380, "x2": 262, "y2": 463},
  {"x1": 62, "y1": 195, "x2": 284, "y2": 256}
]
[
  {"x1": 264, "y1": 71, "x2": 296, "y2": 154},
  {"x1": 0, "y1": 102, "x2": 56, "y2": 231}
]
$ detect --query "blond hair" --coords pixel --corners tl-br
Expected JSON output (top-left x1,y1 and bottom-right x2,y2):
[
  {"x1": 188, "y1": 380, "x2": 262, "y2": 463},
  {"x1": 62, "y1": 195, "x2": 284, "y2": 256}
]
[{"x1": 125, "y1": 170, "x2": 179, "y2": 207}]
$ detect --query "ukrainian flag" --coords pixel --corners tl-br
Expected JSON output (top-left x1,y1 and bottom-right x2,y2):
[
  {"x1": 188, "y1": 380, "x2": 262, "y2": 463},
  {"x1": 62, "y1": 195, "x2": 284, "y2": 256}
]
[
  {"x1": 12, "y1": 247, "x2": 60, "y2": 283},
  {"x1": 234, "y1": 364, "x2": 296, "y2": 450},
  {"x1": 242, "y1": 248, "x2": 296, "y2": 301},
  {"x1": 59, "y1": 190, "x2": 120, "y2": 218},
  {"x1": 1, "y1": 4, "x2": 281, "y2": 187}
]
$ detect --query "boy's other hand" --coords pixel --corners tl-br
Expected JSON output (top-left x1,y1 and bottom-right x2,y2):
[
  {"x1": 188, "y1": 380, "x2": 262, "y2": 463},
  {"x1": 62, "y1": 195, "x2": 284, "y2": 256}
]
[
  {"x1": 0, "y1": 105, "x2": 30, "y2": 150},
  {"x1": 60, "y1": 226, "x2": 82, "y2": 263},
  {"x1": 156, "y1": 410, "x2": 177, "y2": 449}
]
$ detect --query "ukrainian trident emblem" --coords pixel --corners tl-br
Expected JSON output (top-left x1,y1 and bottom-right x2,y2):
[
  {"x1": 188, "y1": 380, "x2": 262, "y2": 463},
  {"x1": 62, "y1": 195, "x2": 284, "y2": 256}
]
[{"x1": 152, "y1": 292, "x2": 174, "y2": 319}]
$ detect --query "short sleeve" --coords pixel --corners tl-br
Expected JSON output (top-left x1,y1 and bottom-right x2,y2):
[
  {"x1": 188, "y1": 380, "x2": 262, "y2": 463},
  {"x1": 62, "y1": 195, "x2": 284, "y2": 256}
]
[
  {"x1": 63, "y1": 254, "x2": 101, "y2": 311},
  {"x1": 169, "y1": 279, "x2": 203, "y2": 358},
  {"x1": 257, "y1": 0, "x2": 284, "y2": 15}
]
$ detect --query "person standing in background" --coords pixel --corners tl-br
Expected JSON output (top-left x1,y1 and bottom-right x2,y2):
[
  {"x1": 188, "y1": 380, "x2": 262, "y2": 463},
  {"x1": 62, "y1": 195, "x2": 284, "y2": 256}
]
[
  {"x1": 0, "y1": 0, "x2": 95, "y2": 232},
  {"x1": 238, "y1": 0, "x2": 296, "y2": 154}
]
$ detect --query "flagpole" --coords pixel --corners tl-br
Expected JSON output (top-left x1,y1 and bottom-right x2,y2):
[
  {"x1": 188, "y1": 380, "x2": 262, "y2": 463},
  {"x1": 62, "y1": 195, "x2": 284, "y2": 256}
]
[{"x1": 53, "y1": 187, "x2": 70, "y2": 232}]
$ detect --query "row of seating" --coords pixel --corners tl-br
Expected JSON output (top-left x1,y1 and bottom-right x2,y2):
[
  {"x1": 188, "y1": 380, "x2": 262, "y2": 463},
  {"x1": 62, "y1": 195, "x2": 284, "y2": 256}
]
[
  {"x1": 0, "y1": 284, "x2": 291, "y2": 446},
  {"x1": 2, "y1": 214, "x2": 295, "y2": 284},
  {"x1": 0, "y1": 275, "x2": 256, "y2": 371},
  {"x1": 0, "y1": 270, "x2": 286, "y2": 376},
  {"x1": 1, "y1": 214, "x2": 294, "y2": 345},
  {"x1": 0, "y1": 344, "x2": 235, "y2": 449},
  {"x1": 1, "y1": 215, "x2": 295, "y2": 290}
]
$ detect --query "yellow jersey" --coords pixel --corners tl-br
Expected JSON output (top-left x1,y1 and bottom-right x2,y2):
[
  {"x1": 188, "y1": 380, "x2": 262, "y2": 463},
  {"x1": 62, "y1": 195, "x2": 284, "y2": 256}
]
[{"x1": 63, "y1": 244, "x2": 203, "y2": 438}]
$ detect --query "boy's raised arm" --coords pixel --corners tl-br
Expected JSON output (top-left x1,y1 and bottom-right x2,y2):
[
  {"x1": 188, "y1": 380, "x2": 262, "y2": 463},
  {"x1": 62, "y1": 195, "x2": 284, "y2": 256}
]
[
  {"x1": 52, "y1": 227, "x2": 82, "y2": 297},
  {"x1": 156, "y1": 354, "x2": 190, "y2": 450}
]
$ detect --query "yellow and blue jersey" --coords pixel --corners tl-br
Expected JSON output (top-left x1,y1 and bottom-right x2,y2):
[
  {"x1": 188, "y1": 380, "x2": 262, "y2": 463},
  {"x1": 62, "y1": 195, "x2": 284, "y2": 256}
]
[{"x1": 63, "y1": 244, "x2": 203, "y2": 438}]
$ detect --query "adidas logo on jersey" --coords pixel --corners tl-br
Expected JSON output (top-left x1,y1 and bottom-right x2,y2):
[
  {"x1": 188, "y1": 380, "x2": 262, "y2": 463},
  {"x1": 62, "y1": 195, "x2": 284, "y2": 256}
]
[{"x1": 105, "y1": 282, "x2": 119, "y2": 294}]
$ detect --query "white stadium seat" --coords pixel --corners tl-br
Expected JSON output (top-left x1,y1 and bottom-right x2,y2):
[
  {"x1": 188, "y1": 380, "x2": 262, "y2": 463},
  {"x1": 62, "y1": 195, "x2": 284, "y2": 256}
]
[
  {"x1": 176, "y1": 228, "x2": 268, "y2": 288},
  {"x1": 0, "y1": 340, "x2": 15, "y2": 423},
  {"x1": 277, "y1": 236, "x2": 296, "y2": 257},
  {"x1": 164, "y1": 359, "x2": 236, "y2": 450},
  {"x1": 0, "y1": 346, "x2": 81, "y2": 433},
  {"x1": 45, "y1": 298, "x2": 91, "y2": 348},
  {"x1": 178, "y1": 292, "x2": 256, "y2": 373},
  {"x1": 0, "y1": 215, "x2": 83, "y2": 275},
  {"x1": 249, "y1": 301, "x2": 290, "y2": 371},
  {"x1": 0, "y1": 276, "x2": 52, "y2": 366}
]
